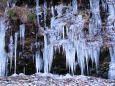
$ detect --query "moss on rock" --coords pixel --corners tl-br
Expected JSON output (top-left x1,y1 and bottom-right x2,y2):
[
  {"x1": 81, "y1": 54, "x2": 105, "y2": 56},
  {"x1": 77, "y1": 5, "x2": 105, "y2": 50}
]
[{"x1": 7, "y1": 6, "x2": 37, "y2": 25}]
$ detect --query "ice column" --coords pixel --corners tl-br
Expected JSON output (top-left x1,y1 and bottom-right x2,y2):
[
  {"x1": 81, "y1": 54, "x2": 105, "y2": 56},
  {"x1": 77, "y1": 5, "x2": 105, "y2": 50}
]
[
  {"x1": 63, "y1": 42, "x2": 76, "y2": 74},
  {"x1": 108, "y1": 46, "x2": 115, "y2": 79},
  {"x1": 43, "y1": 34, "x2": 54, "y2": 73},
  {"x1": 8, "y1": 36, "x2": 14, "y2": 71},
  {"x1": 20, "y1": 24, "x2": 25, "y2": 49},
  {"x1": 55, "y1": 4, "x2": 63, "y2": 17},
  {"x1": 101, "y1": 0, "x2": 107, "y2": 11},
  {"x1": 44, "y1": 0, "x2": 47, "y2": 27},
  {"x1": 107, "y1": 0, "x2": 115, "y2": 18},
  {"x1": 36, "y1": 0, "x2": 40, "y2": 27},
  {"x1": 36, "y1": 51, "x2": 42, "y2": 73},
  {"x1": 89, "y1": 0, "x2": 102, "y2": 35},
  {"x1": 14, "y1": 32, "x2": 18, "y2": 74},
  {"x1": 72, "y1": 0, "x2": 78, "y2": 14},
  {"x1": 0, "y1": 18, "x2": 7, "y2": 76}
]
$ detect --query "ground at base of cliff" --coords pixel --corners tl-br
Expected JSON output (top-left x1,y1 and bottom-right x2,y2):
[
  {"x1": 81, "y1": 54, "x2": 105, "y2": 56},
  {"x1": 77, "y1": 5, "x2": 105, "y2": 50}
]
[{"x1": 0, "y1": 73, "x2": 115, "y2": 86}]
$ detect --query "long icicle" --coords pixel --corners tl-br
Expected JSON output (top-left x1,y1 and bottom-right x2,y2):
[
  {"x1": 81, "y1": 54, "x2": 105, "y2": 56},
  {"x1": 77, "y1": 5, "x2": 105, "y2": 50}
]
[{"x1": 14, "y1": 32, "x2": 18, "y2": 74}]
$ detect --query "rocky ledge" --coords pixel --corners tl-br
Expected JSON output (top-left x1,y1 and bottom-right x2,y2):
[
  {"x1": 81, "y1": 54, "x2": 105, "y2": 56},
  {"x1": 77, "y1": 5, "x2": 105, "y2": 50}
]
[{"x1": 0, "y1": 73, "x2": 115, "y2": 86}]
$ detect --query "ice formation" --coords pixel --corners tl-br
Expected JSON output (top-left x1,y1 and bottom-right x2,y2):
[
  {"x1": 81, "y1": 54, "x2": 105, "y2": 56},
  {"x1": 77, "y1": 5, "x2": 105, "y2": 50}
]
[
  {"x1": 0, "y1": 18, "x2": 8, "y2": 76},
  {"x1": 14, "y1": 32, "x2": 18, "y2": 74},
  {"x1": 1, "y1": 0, "x2": 115, "y2": 80},
  {"x1": 108, "y1": 46, "x2": 115, "y2": 79},
  {"x1": 107, "y1": 0, "x2": 115, "y2": 79},
  {"x1": 20, "y1": 24, "x2": 25, "y2": 49},
  {"x1": 8, "y1": 35, "x2": 14, "y2": 71},
  {"x1": 89, "y1": 0, "x2": 102, "y2": 35},
  {"x1": 42, "y1": 7, "x2": 101, "y2": 74}
]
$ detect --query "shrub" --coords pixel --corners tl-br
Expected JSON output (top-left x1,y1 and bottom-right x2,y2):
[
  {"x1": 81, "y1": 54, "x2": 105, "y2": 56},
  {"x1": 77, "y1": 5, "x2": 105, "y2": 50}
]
[
  {"x1": 7, "y1": 10, "x2": 18, "y2": 20},
  {"x1": 8, "y1": 10, "x2": 16, "y2": 16},
  {"x1": 28, "y1": 13, "x2": 36, "y2": 21}
]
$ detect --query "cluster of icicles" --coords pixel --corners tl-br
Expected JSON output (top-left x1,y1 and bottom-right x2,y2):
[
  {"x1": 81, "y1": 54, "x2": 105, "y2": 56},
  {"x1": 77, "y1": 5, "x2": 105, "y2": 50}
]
[{"x1": 0, "y1": 0, "x2": 115, "y2": 79}]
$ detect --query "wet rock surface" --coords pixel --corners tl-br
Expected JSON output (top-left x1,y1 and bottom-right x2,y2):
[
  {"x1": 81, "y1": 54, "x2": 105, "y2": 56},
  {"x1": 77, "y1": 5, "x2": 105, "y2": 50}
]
[{"x1": 0, "y1": 73, "x2": 115, "y2": 86}]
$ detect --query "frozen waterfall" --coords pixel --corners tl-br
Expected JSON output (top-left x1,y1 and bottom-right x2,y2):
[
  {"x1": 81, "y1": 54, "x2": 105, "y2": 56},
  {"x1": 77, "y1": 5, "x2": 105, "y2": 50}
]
[{"x1": 1, "y1": 0, "x2": 115, "y2": 79}]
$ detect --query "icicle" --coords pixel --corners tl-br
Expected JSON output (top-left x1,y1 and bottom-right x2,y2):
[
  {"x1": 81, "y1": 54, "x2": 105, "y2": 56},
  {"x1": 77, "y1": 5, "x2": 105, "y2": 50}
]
[
  {"x1": 43, "y1": 34, "x2": 48, "y2": 73},
  {"x1": 90, "y1": 0, "x2": 100, "y2": 13},
  {"x1": 107, "y1": 0, "x2": 115, "y2": 19},
  {"x1": 8, "y1": 35, "x2": 13, "y2": 71},
  {"x1": 63, "y1": 26, "x2": 65, "y2": 39},
  {"x1": 7, "y1": 0, "x2": 10, "y2": 8},
  {"x1": 0, "y1": 18, "x2": 8, "y2": 76},
  {"x1": 108, "y1": 46, "x2": 115, "y2": 79},
  {"x1": 44, "y1": 0, "x2": 47, "y2": 27},
  {"x1": 74, "y1": 39, "x2": 100, "y2": 74},
  {"x1": 20, "y1": 24, "x2": 25, "y2": 49},
  {"x1": 63, "y1": 42, "x2": 76, "y2": 74},
  {"x1": 36, "y1": 51, "x2": 42, "y2": 73},
  {"x1": 43, "y1": 34, "x2": 54, "y2": 73},
  {"x1": 36, "y1": 0, "x2": 40, "y2": 28},
  {"x1": 89, "y1": 0, "x2": 102, "y2": 35},
  {"x1": 75, "y1": 39, "x2": 86, "y2": 75},
  {"x1": 107, "y1": 1, "x2": 115, "y2": 79},
  {"x1": 51, "y1": 6, "x2": 55, "y2": 17},
  {"x1": 93, "y1": 46, "x2": 100, "y2": 71},
  {"x1": 72, "y1": 0, "x2": 78, "y2": 14},
  {"x1": 106, "y1": 0, "x2": 115, "y2": 32},
  {"x1": 51, "y1": 17, "x2": 55, "y2": 29},
  {"x1": 55, "y1": 4, "x2": 63, "y2": 17},
  {"x1": 14, "y1": 32, "x2": 18, "y2": 74},
  {"x1": 11, "y1": 0, "x2": 17, "y2": 7},
  {"x1": 42, "y1": 3, "x2": 102, "y2": 75},
  {"x1": 101, "y1": 0, "x2": 107, "y2": 11},
  {"x1": 85, "y1": 48, "x2": 89, "y2": 75}
]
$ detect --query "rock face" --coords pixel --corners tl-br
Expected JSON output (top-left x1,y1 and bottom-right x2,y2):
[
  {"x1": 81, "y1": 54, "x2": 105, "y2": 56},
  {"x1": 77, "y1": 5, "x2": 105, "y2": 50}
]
[
  {"x1": 0, "y1": 0, "x2": 114, "y2": 81},
  {"x1": 0, "y1": 73, "x2": 115, "y2": 86}
]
